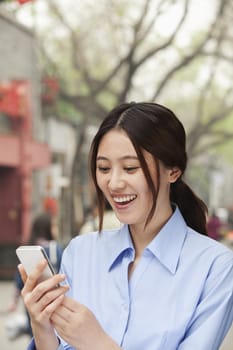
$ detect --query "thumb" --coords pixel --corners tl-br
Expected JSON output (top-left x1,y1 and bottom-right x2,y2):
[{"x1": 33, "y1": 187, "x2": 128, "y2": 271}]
[{"x1": 18, "y1": 264, "x2": 28, "y2": 284}]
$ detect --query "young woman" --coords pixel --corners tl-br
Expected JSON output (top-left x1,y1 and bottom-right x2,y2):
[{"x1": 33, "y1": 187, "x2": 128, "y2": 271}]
[{"x1": 19, "y1": 102, "x2": 233, "y2": 350}]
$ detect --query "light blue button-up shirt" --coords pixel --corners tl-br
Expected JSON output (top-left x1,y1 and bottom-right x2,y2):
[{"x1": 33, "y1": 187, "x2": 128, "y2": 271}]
[{"x1": 27, "y1": 207, "x2": 233, "y2": 350}]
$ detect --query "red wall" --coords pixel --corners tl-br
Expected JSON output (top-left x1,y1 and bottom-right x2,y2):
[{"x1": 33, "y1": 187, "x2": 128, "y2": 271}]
[{"x1": 0, "y1": 167, "x2": 21, "y2": 243}]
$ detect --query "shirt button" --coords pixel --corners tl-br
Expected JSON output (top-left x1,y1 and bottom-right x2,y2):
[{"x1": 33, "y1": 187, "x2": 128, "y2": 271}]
[{"x1": 122, "y1": 302, "x2": 128, "y2": 311}]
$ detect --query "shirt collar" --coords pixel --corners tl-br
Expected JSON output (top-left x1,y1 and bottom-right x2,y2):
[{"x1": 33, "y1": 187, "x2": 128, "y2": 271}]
[
  {"x1": 105, "y1": 225, "x2": 134, "y2": 271},
  {"x1": 105, "y1": 206, "x2": 187, "y2": 274},
  {"x1": 147, "y1": 206, "x2": 187, "y2": 274}
]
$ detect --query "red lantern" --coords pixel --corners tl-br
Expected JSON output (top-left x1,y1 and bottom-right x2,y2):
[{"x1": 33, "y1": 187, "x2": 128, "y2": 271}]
[
  {"x1": 17, "y1": 0, "x2": 33, "y2": 4},
  {"x1": 0, "y1": 81, "x2": 28, "y2": 118},
  {"x1": 41, "y1": 77, "x2": 59, "y2": 104}
]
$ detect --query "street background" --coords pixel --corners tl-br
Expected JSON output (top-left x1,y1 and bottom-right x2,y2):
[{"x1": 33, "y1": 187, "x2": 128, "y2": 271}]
[
  {"x1": 0, "y1": 1, "x2": 233, "y2": 349},
  {"x1": 1, "y1": 281, "x2": 29, "y2": 350}
]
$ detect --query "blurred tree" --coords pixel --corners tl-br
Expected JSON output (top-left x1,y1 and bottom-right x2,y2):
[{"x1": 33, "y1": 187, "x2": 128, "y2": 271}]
[{"x1": 13, "y1": 0, "x2": 233, "y2": 234}]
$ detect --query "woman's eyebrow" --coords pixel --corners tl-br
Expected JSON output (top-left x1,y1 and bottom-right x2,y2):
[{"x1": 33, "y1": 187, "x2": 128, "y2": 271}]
[
  {"x1": 96, "y1": 155, "x2": 138, "y2": 161},
  {"x1": 96, "y1": 156, "x2": 108, "y2": 161}
]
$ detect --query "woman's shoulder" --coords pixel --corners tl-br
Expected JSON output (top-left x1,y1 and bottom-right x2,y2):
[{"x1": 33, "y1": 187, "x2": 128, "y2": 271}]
[
  {"x1": 186, "y1": 226, "x2": 233, "y2": 262},
  {"x1": 66, "y1": 227, "x2": 122, "y2": 251}
]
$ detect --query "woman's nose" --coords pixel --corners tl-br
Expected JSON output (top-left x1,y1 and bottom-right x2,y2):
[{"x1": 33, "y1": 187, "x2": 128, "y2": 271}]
[{"x1": 108, "y1": 171, "x2": 125, "y2": 190}]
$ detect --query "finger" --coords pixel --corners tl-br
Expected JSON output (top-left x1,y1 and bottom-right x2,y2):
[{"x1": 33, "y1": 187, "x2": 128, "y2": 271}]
[
  {"x1": 23, "y1": 273, "x2": 68, "y2": 303},
  {"x1": 59, "y1": 296, "x2": 80, "y2": 311},
  {"x1": 52, "y1": 296, "x2": 83, "y2": 324},
  {"x1": 44, "y1": 294, "x2": 65, "y2": 315},
  {"x1": 39, "y1": 285, "x2": 69, "y2": 309},
  {"x1": 52, "y1": 301, "x2": 71, "y2": 323},
  {"x1": 33, "y1": 294, "x2": 65, "y2": 324},
  {"x1": 22, "y1": 259, "x2": 48, "y2": 293},
  {"x1": 24, "y1": 284, "x2": 68, "y2": 320},
  {"x1": 18, "y1": 263, "x2": 27, "y2": 284},
  {"x1": 36, "y1": 273, "x2": 68, "y2": 294},
  {"x1": 51, "y1": 306, "x2": 70, "y2": 329}
]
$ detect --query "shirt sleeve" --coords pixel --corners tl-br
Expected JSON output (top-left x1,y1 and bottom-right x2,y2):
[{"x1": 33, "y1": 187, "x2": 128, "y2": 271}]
[
  {"x1": 27, "y1": 338, "x2": 65, "y2": 350},
  {"x1": 178, "y1": 253, "x2": 233, "y2": 350}
]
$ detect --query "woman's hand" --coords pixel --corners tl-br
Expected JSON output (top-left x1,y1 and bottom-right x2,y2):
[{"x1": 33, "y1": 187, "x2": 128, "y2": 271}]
[
  {"x1": 18, "y1": 260, "x2": 69, "y2": 349},
  {"x1": 51, "y1": 297, "x2": 121, "y2": 350}
]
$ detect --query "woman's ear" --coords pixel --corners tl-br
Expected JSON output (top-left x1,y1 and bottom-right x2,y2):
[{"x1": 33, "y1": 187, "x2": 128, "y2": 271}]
[{"x1": 168, "y1": 167, "x2": 182, "y2": 183}]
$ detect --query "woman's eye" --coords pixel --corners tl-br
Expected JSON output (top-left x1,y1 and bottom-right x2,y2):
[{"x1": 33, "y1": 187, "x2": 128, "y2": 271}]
[
  {"x1": 97, "y1": 167, "x2": 110, "y2": 173},
  {"x1": 124, "y1": 167, "x2": 139, "y2": 173}
]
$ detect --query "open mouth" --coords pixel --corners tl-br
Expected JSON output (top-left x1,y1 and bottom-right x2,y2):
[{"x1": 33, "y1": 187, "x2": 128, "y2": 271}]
[{"x1": 113, "y1": 195, "x2": 137, "y2": 206}]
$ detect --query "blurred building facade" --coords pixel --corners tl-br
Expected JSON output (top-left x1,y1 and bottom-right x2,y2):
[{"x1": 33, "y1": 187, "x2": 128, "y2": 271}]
[
  {"x1": 0, "y1": 9, "x2": 50, "y2": 278},
  {"x1": 0, "y1": 9, "x2": 79, "y2": 278},
  {"x1": 43, "y1": 116, "x2": 77, "y2": 245}
]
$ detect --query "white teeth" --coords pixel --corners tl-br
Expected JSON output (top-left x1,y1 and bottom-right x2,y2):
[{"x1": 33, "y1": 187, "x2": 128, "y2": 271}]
[{"x1": 113, "y1": 195, "x2": 136, "y2": 203}]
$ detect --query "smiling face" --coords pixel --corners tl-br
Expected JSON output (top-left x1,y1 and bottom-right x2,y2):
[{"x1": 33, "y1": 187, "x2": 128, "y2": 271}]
[{"x1": 96, "y1": 128, "x2": 172, "y2": 228}]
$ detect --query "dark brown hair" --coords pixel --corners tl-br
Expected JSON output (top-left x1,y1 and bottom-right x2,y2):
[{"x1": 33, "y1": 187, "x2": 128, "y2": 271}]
[{"x1": 90, "y1": 102, "x2": 208, "y2": 234}]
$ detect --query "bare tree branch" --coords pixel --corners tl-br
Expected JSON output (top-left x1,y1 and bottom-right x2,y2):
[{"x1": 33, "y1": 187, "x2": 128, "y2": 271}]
[
  {"x1": 114, "y1": 0, "x2": 154, "y2": 102},
  {"x1": 151, "y1": 0, "x2": 230, "y2": 100},
  {"x1": 136, "y1": 0, "x2": 165, "y2": 44},
  {"x1": 47, "y1": 0, "x2": 97, "y2": 93},
  {"x1": 187, "y1": 103, "x2": 233, "y2": 157},
  {"x1": 59, "y1": 90, "x2": 107, "y2": 122},
  {"x1": 189, "y1": 131, "x2": 233, "y2": 159},
  {"x1": 137, "y1": 0, "x2": 190, "y2": 67},
  {"x1": 195, "y1": 13, "x2": 226, "y2": 121},
  {"x1": 117, "y1": 0, "x2": 191, "y2": 102}
]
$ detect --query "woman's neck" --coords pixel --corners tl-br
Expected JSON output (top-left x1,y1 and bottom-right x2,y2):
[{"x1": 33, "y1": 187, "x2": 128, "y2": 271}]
[{"x1": 129, "y1": 204, "x2": 173, "y2": 259}]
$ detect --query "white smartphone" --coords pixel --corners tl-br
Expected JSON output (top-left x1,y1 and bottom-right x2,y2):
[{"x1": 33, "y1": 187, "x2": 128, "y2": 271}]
[{"x1": 16, "y1": 245, "x2": 55, "y2": 282}]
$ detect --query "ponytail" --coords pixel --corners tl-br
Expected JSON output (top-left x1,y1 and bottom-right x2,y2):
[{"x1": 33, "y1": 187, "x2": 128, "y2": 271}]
[{"x1": 170, "y1": 180, "x2": 208, "y2": 235}]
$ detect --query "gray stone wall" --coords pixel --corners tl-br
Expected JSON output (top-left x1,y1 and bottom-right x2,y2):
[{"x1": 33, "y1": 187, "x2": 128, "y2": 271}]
[
  {"x1": 0, "y1": 9, "x2": 47, "y2": 235},
  {"x1": 0, "y1": 8, "x2": 44, "y2": 142}
]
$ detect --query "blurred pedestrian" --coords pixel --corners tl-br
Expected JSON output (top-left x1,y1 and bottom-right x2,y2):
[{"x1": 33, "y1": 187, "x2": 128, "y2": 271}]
[
  {"x1": 80, "y1": 201, "x2": 121, "y2": 234},
  {"x1": 207, "y1": 210, "x2": 222, "y2": 241},
  {"x1": 19, "y1": 102, "x2": 233, "y2": 350}
]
